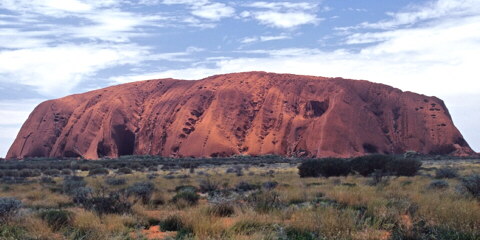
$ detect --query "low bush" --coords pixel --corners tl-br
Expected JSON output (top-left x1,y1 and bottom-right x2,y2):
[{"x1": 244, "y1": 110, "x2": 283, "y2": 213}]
[
  {"x1": 298, "y1": 158, "x2": 350, "y2": 178},
  {"x1": 63, "y1": 176, "x2": 86, "y2": 194},
  {"x1": 262, "y1": 181, "x2": 278, "y2": 190},
  {"x1": 246, "y1": 191, "x2": 281, "y2": 213},
  {"x1": 428, "y1": 180, "x2": 449, "y2": 190},
  {"x1": 105, "y1": 177, "x2": 126, "y2": 186},
  {"x1": 60, "y1": 169, "x2": 73, "y2": 175},
  {"x1": 118, "y1": 167, "x2": 133, "y2": 174},
  {"x1": 83, "y1": 193, "x2": 131, "y2": 215},
  {"x1": 386, "y1": 158, "x2": 422, "y2": 176},
  {"x1": 461, "y1": 174, "x2": 480, "y2": 198},
  {"x1": 284, "y1": 227, "x2": 316, "y2": 240},
  {"x1": 0, "y1": 197, "x2": 21, "y2": 223},
  {"x1": 175, "y1": 185, "x2": 197, "y2": 193},
  {"x1": 435, "y1": 167, "x2": 458, "y2": 179},
  {"x1": 18, "y1": 169, "x2": 41, "y2": 178},
  {"x1": 40, "y1": 176, "x2": 56, "y2": 184},
  {"x1": 88, "y1": 168, "x2": 109, "y2": 176},
  {"x1": 199, "y1": 178, "x2": 220, "y2": 193},
  {"x1": 235, "y1": 181, "x2": 260, "y2": 192},
  {"x1": 350, "y1": 154, "x2": 393, "y2": 176},
  {"x1": 126, "y1": 182, "x2": 154, "y2": 204},
  {"x1": 159, "y1": 215, "x2": 184, "y2": 231},
  {"x1": 43, "y1": 169, "x2": 61, "y2": 176},
  {"x1": 71, "y1": 187, "x2": 92, "y2": 205},
  {"x1": 171, "y1": 191, "x2": 199, "y2": 208},
  {"x1": 39, "y1": 209, "x2": 73, "y2": 231}
]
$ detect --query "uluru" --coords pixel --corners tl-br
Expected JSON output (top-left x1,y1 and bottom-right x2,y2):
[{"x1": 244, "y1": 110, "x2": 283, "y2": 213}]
[{"x1": 6, "y1": 72, "x2": 474, "y2": 159}]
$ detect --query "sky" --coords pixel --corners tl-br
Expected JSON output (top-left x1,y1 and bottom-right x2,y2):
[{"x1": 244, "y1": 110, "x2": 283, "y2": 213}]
[{"x1": 0, "y1": 0, "x2": 479, "y2": 157}]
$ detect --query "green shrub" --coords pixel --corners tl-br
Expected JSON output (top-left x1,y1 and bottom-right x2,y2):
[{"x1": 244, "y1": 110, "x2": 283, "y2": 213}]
[
  {"x1": 199, "y1": 178, "x2": 220, "y2": 193},
  {"x1": 88, "y1": 168, "x2": 109, "y2": 176},
  {"x1": 386, "y1": 158, "x2": 422, "y2": 176},
  {"x1": 60, "y1": 169, "x2": 73, "y2": 175},
  {"x1": 171, "y1": 191, "x2": 199, "y2": 207},
  {"x1": 159, "y1": 215, "x2": 184, "y2": 231},
  {"x1": 284, "y1": 227, "x2": 316, "y2": 240},
  {"x1": 350, "y1": 154, "x2": 393, "y2": 176},
  {"x1": 105, "y1": 177, "x2": 126, "y2": 186},
  {"x1": 235, "y1": 181, "x2": 260, "y2": 192},
  {"x1": 175, "y1": 185, "x2": 197, "y2": 193},
  {"x1": 18, "y1": 169, "x2": 41, "y2": 178},
  {"x1": 43, "y1": 169, "x2": 61, "y2": 176},
  {"x1": 298, "y1": 158, "x2": 350, "y2": 178},
  {"x1": 126, "y1": 182, "x2": 154, "y2": 204},
  {"x1": 117, "y1": 167, "x2": 133, "y2": 174},
  {"x1": 246, "y1": 191, "x2": 281, "y2": 213},
  {"x1": 428, "y1": 180, "x2": 449, "y2": 190},
  {"x1": 461, "y1": 174, "x2": 480, "y2": 198},
  {"x1": 0, "y1": 198, "x2": 21, "y2": 223},
  {"x1": 39, "y1": 209, "x2": 73, "y2": 231},
  {"x1": 63, "y1": 176, "x2": 86, "y2": 194},
  {"x1": 435, "y1": 167, "x2": 458, "y2": 179}
]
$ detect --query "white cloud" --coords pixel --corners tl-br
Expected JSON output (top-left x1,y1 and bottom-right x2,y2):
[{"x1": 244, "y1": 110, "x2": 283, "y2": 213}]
[
  {"x1": 191, "y1": 3, "x2": 234, "y2": 20},
  {"x1": 0, "y1": 0, "x2": 93, "y2": 17},
  {"x1": 252, "y1": 11, "x2": 319, "y2": 28},
  {"x1": 0, "y1": 44, "x2": 147, "y2": 96},
  {"x1": 247, "y1": 2, "x2": 317, "y2": 10},
  {"x1": 241, "y1": 35, "x2": 291, "y2": 43},
  {"x1": 242, "y1": 1, "x2": 320, "y2": 29},
  {"x1": 357, "y1": 0, "x2": 480, "y2": 29},
  {"x1": 162, "y1": 0, "x2": 234, "y2": 21}
]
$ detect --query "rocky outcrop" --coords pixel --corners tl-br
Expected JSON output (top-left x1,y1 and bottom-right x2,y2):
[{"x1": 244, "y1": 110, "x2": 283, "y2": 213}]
[{"x1": 7, "y1": 72, "x2": 474, "y2": 159}]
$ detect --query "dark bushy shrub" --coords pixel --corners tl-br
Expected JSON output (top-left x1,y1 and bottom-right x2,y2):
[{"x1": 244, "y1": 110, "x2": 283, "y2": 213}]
[
  {"x1": 246, "y1": 191, "x2": 280, "y2": 213},
  {"x1": 0, "y1": 198, "x2": 21, "y2": 223},
  {"x1": 127, "y1": 182, "x2": 154, "y2": 204},
  {"x1": 60, "y1": 169, "x2": 73, "y2": 176},
  {"x1": 199, "y1": 179, "x2": 220, "y2": 193},
  {"x1": 63, "y1": 176, "x2": 86, "y2": 194},
  {"x1": 262, "y1": 181, "x2": 278, "y2": 190},
  {"x1": 461, "y1": 174, "x2": 480, "y2": 198},
  {"x1": 171, "y1": 191, "x2": 199, "y2": 207},
  {"x1": 85, "y1": 193, "x2": 131, "y2": 215},
  {"x1": 39, "y1": 209, "x2": 73, "y2": 231},
  {"x1": 118, "y1": 167, "x2": 133, "y2": 174},
  {"x1": 159, "y1": 215, "x2": 184, "y2": 231},
  {"x1": 40, "y1": 176, "x2": 56, "y2": 184},
  {"x1": 386, "y1": 158, "x2": 422, "y2": 176},
  {"x1": 43, "y1": 169, "x2": 61, "y2": 176},
  {"x1": 350, "y1": 155, "x2": 393, "y2": 176},
  {"x1": 19, "y1": 169, "x2": 41, "y2": 178},
  {"x1": 88, "y1": 168, "x2": 109, "y2": 176},
  {"x1": 428, "y1": 180, "x2": 449, "y2": 190},
  {"x1": 2, "y1": 170, "x2": 18, "y2": 177},
  {"x1": 105, "y1": 177, "x2": 126, "y2": 186},
  {"x1": 175, "y1": 185, "x2": 197, "y2": 193},
  {"x1": 71, "y1": 187, "x2": 92, "y2": 205},
  {"x1": 435, "y1": 167, "x2": 458, "y2": 179},
  {"x1": 298, "y1": 158, "x2": 350, "y2": 178},
  {"x1": 235, "y1": 181, "x2": 260, "y2": 192}
]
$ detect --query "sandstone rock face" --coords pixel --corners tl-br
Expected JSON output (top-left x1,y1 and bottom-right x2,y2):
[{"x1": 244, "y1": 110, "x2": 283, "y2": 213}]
[{"x1": 7, "y1": 72, "x2": 474, "y2": 159}]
